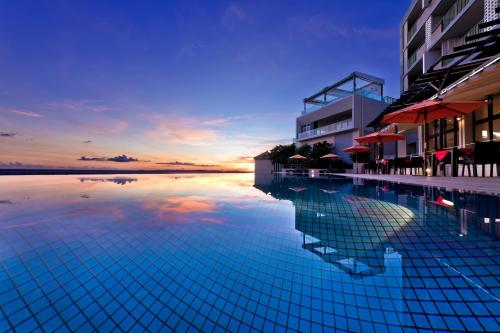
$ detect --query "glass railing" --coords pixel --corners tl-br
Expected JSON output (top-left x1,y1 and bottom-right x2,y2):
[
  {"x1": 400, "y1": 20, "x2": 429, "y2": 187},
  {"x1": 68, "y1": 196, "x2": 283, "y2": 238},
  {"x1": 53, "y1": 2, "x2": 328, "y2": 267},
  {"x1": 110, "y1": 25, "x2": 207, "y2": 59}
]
[
  {"x1": 301, "y1": 104, "x2": 325, "y2": 115},
  {"x1": 441, "y1": 19, "x2": 484, "y2": 68},
  {"x1": 384, "y1": 96, "x2": 397, "y2": 105},
  {"x1": 297, "y1": 119, "x2": 353, "y2": 140},
  {"x1": 442, "y1": 0, "x2": 470, "y2": 31},
  {"x1": 407, "y1": 43, "x2": 425, "y2": 70},
  {"x1": 301, "y1": 91, "x2": 386, "y2": 115}
]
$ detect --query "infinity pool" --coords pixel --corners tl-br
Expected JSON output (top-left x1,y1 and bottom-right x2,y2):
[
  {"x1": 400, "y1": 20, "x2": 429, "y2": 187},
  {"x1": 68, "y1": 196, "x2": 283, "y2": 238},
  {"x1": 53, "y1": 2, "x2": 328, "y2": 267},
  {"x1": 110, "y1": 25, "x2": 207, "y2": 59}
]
[{"x1": 0, "y1": 174, "x2": 499, "y2": 332}]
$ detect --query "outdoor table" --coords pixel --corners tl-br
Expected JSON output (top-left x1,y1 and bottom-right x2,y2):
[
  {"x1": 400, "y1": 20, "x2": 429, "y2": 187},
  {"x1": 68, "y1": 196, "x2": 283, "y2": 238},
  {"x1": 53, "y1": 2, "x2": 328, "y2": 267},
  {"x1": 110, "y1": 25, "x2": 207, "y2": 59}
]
[
  {"x1": 432, "y1": 149, "x2": 458, "y2": 177},
  {"x1": 378, "y1": 159, "x2": 389, "y2": 174}
]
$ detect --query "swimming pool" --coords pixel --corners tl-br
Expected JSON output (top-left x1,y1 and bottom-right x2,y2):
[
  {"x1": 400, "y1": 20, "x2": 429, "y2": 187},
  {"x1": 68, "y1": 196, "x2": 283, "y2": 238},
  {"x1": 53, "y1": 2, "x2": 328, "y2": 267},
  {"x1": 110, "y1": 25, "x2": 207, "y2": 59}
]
[{"x1": 0, "y1": 174, "x2": 498, "y2": 332}]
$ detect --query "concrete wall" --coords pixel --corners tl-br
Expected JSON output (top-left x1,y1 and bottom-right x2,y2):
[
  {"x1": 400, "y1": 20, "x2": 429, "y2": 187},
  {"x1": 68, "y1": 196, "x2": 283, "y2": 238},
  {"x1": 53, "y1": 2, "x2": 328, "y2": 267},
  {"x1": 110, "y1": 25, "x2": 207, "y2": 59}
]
[
  {"x1": 296, "y1": 96, "x2": 352, "y2": 131},
  {"x1": 335, "y1": 131, "x2": 357, "y2": 161},
  {"x1": 254, "y1": 159, "x2": 273, "y2": 184},
  {"x1": 352, "y1": 94, "x2": 387, "y2": 135}
]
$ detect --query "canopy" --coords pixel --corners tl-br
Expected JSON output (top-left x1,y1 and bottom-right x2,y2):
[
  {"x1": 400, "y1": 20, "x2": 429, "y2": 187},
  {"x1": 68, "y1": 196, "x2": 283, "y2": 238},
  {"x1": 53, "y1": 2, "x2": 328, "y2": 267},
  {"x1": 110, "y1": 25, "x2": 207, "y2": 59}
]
[
  {"x1": 342, "y1": 145, "x2": 370, "y2": 153},
  {"x1": 320, "y1": 153, "x2": 340, "y2": 159},
  {"x1": 288, "y1": 154, "x2": 307, "y2": 160},
  {"x1": 381, "y1": 99, "x2": 487, "y2": 124},
  {"x1": 355, "y1": 132, "x2": 405, "y2": 143}
]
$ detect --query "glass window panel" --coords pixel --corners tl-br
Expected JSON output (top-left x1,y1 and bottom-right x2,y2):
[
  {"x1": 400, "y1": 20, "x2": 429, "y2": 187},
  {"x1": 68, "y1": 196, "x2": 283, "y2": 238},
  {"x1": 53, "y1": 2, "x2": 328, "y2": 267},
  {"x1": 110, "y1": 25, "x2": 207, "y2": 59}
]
[
  {"x1": 493, "y1": 118, "x2": 500, "y2": 140},
  {"x1": 427, "y1": 121, "x2": 437, "y2": 135},
  {"x1": 474, "y1": 122, "x2": 490, "y2": 141},
  {"x1": 445, "y1": 132, "x2": 455, "y2": 148},
  {"x1": 474, "y1": 106, "x2": 488, "y2": 120},
  {"x1": 494, "y1": 97, "x2": 500, "y2": 116},
  {"x1": 444, "y1": 117, "x2": 454, "y2": 131}
]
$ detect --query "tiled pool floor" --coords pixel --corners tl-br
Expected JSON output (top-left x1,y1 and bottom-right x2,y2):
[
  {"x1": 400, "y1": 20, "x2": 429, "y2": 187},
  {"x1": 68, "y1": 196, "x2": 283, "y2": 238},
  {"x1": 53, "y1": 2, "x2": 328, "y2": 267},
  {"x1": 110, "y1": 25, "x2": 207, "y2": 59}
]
[{"x1": 0, "y1": 174, "x2": 499, "y2": 332}]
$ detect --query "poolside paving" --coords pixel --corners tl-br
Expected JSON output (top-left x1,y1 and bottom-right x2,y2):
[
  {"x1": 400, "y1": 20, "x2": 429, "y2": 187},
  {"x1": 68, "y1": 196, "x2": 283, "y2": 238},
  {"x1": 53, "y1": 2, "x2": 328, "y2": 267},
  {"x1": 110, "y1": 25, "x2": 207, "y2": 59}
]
[{"x1": 336, "y1": 173, "x2": 500, "y2": 195}]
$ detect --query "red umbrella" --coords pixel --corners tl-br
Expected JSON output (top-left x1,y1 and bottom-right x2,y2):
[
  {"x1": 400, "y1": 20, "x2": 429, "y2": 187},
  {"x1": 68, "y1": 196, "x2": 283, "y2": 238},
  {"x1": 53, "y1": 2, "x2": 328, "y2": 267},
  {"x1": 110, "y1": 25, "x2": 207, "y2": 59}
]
[
  {"x1": 355, "y1": 132, "x2": 405, "y2": 143},
  {"x1": 355, "y1": 132, "x2": 405, "y2": 163},
  {"x1": 434, "y1": 195, "x2": 454, "y2": 207},
  {"x1": 381, "y1": 99, "x2": 486, "y2": 151},
  {"x1": 342, "y1": 145, "x2": 370, "y2": 153},
  {"x1": 342, "y1": 145, "x2": 370, "y2": 169},
  {"x1": 381, "y1": 99, "x2": 487, "y2": 175}
]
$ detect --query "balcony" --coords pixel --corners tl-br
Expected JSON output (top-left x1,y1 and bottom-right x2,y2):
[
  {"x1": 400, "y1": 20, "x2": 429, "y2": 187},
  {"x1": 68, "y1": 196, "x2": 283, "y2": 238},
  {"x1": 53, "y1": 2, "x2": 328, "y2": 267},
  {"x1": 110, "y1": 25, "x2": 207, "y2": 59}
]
[
  {"x1": 442, "y1": 0, "x2": 470, "y2": 31},
  {"x1": 430, "y1": 0, "x2": 479, "y2": 47},
  {"x1": 407, "y1": 43, "x2": 425, "y2": 70},
  {"x1": 408, "y1": 23, "x2": 417, "y2": 41},
  {"x1": 297, "y1": 118, "x2": 353, "y2": 141},
  {"x1": 301, "y1": 72, "x2": 386, "y2": 116}
]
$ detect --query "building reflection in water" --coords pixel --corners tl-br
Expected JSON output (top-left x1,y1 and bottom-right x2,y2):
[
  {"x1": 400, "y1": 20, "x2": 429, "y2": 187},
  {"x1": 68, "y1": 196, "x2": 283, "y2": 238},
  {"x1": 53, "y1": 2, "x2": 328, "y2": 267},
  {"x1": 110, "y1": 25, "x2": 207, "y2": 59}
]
[{"x1": 254, "y1": 172, "x2": 499, "y2": 327}]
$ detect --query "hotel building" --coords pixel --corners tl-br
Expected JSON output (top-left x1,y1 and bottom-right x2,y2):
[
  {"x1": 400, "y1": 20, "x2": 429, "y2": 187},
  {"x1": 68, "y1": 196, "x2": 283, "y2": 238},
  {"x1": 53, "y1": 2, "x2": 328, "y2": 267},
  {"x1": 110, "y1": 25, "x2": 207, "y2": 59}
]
[
  {"x1": 295, "y1": 72, "x2": 394, "y2": 161},
  {"x1": 374, "y1": 0, "x2": 500, "y2": 160}
]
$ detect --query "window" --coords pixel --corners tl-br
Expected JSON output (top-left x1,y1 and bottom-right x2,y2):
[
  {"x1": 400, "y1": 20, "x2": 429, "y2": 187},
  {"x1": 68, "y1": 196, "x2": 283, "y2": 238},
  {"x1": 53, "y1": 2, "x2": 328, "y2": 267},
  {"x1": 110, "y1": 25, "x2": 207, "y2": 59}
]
[
  {"x1": 474, "y1": 122, "x2": 490, "y2": 141},
  {"x1": 473, "y1": 96, "x2": 500, "y2": 142},
  {"x1": 475, "y1": 105, "x2": 488, "y2": 120},
  {"x1": 493, "y1": 118, "x2": 500, "y2": 140},
  {"x1": 407, "y1": 142, "x2": 417, "y2": 155}
]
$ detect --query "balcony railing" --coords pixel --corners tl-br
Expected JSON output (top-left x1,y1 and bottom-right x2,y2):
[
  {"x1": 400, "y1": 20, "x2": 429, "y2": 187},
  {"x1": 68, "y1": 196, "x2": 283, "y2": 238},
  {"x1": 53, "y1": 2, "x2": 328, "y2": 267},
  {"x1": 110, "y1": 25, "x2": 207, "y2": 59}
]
[
  {"x1": 297, "y1": 119, "x2": 353, "y2": 140},
  {"x1": 442, "y1": 0, "x2": 470, "y2": 31},
  {"x1": 441, "y1": 19, "x2": 484, "y2": 68},
  {"x1": 408, "y1": 23, "x2": 417, "y2": 42},
  {"x1": 301, "y1": 91, "x2": 390, "y2": 116},
  {"x1": 407, "y1": 43, "x2": 425, "y2": 70}
]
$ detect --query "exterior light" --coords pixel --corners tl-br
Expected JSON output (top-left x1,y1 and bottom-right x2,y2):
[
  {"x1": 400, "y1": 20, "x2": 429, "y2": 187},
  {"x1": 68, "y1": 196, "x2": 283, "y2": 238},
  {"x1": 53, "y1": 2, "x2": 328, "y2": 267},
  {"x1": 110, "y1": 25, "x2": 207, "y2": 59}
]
[{"x1": 484, "y1": 218, "x2": 490, "y2": 224}]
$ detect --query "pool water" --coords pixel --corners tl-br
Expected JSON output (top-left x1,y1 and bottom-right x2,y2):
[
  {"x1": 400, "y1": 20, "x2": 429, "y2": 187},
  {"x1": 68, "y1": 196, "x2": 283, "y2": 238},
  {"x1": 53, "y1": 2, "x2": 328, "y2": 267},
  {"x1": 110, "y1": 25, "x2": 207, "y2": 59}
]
[{"x1": 0, "y1": 173, "x2": 498, "y2": 332}]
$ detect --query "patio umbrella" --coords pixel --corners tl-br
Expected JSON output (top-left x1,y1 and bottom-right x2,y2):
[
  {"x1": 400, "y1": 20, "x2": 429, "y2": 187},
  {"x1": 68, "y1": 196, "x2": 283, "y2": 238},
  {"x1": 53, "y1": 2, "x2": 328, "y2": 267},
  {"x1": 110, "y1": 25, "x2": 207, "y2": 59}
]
[
  {"x1": 381, "y1": 99, "x2": 487, "y2": 151},
  {"x1": 355, "y1": 132, "x2": 405, "y2": 161},
  {"x1": 289, "y1": 154, "x2": 307, "y2": 170},
  {"x1": 289, "y1": 154, "x2": 307, "y2": 160},
  {"x1": 342, "y1": 145, "x2": 370, "y2": 173},
  {"x1": 321, "y1": 153, "x2": 340, "y2": 170},
  {"x1": 320, "y1": 153, "x2": 340, "y2": 159},
  {"x1": 381, "y1": 99, "x2": 487, "y2": 175}
]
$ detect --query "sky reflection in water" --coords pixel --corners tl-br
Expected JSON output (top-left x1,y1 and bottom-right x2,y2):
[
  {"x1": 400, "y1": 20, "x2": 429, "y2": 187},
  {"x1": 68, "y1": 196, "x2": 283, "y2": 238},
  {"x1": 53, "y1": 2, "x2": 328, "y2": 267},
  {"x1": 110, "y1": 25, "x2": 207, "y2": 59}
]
[{"x1": 0, "y1": 173, "x2": 498, "y2": 332}]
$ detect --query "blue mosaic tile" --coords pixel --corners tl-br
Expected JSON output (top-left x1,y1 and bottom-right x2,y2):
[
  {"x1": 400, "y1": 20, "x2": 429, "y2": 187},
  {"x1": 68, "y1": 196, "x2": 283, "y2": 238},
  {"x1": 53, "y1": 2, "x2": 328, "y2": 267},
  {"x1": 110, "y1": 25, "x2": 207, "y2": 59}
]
[{"x1": 0, "y1": 174, "x2": 499, "y2": 332}]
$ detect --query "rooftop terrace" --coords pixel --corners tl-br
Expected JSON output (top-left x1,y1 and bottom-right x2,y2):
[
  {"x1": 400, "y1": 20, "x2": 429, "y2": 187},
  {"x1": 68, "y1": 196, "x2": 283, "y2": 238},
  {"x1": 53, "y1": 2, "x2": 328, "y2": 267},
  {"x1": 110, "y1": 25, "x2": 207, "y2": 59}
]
[{"x1": 301, "y1": 71, "x2": 396, "y2": 115}]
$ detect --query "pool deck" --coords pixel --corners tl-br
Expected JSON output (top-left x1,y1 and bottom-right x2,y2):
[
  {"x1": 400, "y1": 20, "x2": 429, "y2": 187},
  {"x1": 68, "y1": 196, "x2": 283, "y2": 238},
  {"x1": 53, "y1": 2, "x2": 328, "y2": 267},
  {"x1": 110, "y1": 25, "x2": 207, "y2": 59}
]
[{"x1": 336, "y1": 173, "x2": 500, "y2": 195}]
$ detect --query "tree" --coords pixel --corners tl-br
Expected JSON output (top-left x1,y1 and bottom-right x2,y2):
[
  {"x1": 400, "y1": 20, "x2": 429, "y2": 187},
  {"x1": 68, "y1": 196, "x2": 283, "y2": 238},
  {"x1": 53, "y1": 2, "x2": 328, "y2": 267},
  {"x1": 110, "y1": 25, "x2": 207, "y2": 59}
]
[
  {"x1": 296, "y1": 143, "x2": 312, "y2": 158},
  {"x1": 269, "y1": 144, "x2": 296, "y2": 164},
  {"x1": 310, "y1": 141, "x2": 333, "y2": 167}
]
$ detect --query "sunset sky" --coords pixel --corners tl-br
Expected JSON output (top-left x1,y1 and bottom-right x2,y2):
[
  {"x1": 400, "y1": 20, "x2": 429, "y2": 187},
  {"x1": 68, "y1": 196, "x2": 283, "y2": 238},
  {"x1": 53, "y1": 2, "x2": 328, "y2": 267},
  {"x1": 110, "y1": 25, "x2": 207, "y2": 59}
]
[{"x1": 0, "y1": 0, "x2": 409, "y2": 171}]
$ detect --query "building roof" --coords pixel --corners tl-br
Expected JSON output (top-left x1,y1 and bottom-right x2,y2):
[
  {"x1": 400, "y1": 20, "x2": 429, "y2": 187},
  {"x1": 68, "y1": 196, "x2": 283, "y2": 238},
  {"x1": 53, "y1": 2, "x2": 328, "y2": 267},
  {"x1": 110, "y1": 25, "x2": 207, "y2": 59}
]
[
  {"x1": 303, "y1": 71, "x2": 385, "y2": 105},
  {"x1": 253, "y1": 151, "x2": 271, "y2": 160}
]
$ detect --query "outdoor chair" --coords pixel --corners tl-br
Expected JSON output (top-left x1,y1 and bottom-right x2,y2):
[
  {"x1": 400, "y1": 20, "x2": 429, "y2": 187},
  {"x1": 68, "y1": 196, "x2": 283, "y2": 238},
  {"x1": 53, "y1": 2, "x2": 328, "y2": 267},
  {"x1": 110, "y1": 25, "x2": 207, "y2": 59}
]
[
  {"x1": 410, "y1": 156, "x2": 424, "y2": 175},
  {"x1": 382, "y1": 159, "x2": 394, "y2": 174},
  {"x1": 393, "y1": 157, "x2": 407, "y2": 175},
  {"x1": 457, "y1": 146, "x2": 476, "y2": 177},
  {"x1": 395, "y1": 157, "x2": 414, "y2": 175},
  {"x1": 432, "y1": 150, "x2": 452, "y2": 176},
  {"x1": 364, "y1": 161, "x2": 377, "y2": 174},
  {"x1": 474, "y1": 141, "x2": 500, "y2": 177}
]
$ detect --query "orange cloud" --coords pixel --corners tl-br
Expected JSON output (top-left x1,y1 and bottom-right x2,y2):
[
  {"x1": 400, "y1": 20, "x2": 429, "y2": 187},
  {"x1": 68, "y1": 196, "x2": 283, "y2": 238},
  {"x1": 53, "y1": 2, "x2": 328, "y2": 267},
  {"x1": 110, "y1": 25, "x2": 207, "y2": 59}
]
[
  {"x1": 144, "y1": 115, "x2": 220, "y2": 146},
  {"x1": 65, "y1": 205, "x2": 125, "y2": 220},
  {"x1": 142, "y1": 195, "x2": 219, "y2": 223}
]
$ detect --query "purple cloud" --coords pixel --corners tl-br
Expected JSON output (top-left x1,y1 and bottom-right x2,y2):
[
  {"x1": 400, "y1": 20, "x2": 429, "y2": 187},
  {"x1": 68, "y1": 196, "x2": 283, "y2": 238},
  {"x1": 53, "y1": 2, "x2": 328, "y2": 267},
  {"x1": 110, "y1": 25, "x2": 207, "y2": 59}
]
[{"x1": 78, "y1": 154, "x2": 140, "y2": 163}]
